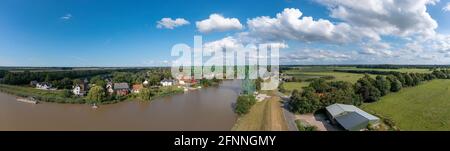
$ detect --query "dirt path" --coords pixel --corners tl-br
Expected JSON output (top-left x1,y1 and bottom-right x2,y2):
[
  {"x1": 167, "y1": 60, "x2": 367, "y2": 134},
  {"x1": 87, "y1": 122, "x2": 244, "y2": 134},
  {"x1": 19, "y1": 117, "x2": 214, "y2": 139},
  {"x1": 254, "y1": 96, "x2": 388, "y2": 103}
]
[
  {"x1": 232, "y1": 91, "x2": 289, "y2": 131},
  {"x1": 266, "y1": 95, "x2": 289, "y2": 131}
]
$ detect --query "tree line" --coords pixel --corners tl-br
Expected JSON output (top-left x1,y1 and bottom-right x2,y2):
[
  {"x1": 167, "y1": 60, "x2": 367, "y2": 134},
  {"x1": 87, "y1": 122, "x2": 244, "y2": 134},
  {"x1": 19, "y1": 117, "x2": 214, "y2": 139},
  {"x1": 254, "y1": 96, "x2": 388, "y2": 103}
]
[
  {"x1": 354, "y1": 64, "x2": 450, "y2": 69},
  {"x1": 289, "y1": 69, "x2": 450, "y2": 114}
]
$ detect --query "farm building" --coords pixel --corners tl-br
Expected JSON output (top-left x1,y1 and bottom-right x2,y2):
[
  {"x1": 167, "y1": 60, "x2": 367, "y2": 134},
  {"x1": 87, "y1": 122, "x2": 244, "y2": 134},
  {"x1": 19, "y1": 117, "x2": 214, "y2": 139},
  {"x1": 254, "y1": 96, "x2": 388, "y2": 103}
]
[
  {"x1": 326, "y1": 103, "x2": 380, "y2": 131},
  {"x1": 114, "y1": 83, "x2": 130, "y2": 96}
]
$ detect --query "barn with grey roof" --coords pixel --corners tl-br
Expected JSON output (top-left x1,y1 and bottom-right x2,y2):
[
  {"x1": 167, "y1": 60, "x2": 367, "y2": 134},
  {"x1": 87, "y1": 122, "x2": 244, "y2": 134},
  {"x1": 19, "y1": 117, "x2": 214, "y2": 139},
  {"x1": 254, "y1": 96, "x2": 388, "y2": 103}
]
[{"x1": 326, "y1": 103, "x2": 380, "y2": 131}]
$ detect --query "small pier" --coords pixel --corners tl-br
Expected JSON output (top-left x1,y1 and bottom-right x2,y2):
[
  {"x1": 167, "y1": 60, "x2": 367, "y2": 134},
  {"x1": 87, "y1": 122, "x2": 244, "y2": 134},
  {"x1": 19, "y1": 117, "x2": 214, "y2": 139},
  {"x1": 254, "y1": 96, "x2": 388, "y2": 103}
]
[{"x1": 16, "y1": 97, "x2": 39, "y2": 104}]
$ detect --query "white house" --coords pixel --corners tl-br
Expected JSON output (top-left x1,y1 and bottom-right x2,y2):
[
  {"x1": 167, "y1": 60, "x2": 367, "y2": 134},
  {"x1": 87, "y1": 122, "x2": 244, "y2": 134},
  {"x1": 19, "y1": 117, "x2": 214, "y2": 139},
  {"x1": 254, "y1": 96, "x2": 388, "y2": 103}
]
[
  {"x1": 36, "y1": 82, "x2": 52, "y2": 90},
  {"x1": 72, "y1": 85, "x2": 87, "y2": 96},
  {"x1": 160, "y1": 79, "x2": 174, "y2": 86},
  {"x1": 143, "y1": 80, "x2": 149, "y2": 86}
]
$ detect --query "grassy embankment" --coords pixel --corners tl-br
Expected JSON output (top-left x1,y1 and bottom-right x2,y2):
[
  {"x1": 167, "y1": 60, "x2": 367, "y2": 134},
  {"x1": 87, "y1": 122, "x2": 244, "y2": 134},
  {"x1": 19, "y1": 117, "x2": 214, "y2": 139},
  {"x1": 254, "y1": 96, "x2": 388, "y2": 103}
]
[
  {"x1": 362, "y1": 79, "x2": 450, "y2": 130},
  {"x1": 232, "y1": 91, "x2": 288, "y2": 131},
  {"x1": 0, "y1": 84, "x2": 85, "y2": 103}
]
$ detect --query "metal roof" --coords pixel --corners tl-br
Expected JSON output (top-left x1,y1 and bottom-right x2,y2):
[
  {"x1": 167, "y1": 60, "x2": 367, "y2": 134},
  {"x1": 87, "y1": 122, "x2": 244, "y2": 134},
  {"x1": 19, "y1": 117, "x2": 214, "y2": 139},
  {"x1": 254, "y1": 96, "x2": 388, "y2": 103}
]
[
  {"x1": 335, "y1": 112, "x2": 370, "y2": 131},
  {"x1": 326, "y1": 103, "x2": 380, "y2": 131},
  {"x1": 114, "y1": 83, "x2": 129, "y2": 89},
  {"x1": 326, "y1": 103, "x2": 379, "y2": 121}
]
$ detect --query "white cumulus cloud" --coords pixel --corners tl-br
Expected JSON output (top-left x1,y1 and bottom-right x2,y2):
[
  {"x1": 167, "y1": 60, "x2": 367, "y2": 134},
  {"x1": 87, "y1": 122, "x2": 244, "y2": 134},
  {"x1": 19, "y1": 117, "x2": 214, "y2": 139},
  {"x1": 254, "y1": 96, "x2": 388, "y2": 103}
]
[
  {"x1": 196, "y1": 14, "x2": 243, "y2": 33},
  {"x1": 156, "y1": 18, "x2": 190, "y2": 29},
  {"x1": 246, "y1": 8, "x2": 374, "y2": 44},
  {"x1": 316, "y1": 0, "x2": 438, "y2": 38},
  {"x1": 443, "y1": 2, "x2": 450, "y2": 12}
]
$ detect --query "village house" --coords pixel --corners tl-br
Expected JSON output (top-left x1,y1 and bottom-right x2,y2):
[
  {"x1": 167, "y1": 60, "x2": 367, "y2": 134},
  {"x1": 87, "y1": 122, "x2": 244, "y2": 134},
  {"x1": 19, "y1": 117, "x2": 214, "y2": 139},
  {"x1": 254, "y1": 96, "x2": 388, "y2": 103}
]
[
  {"x1": 143, "y1": 80, "x2": 149, "y2": 86},
  {"x1": 132, "y1": 84, "x2": 143, "y2": 94},
  {"x1": 177, "y1": 76, "x2": 197, "y2": 86},
  {"x1": 106, "y1": 81, "x2": 114, "y2": 94},
  {"x1": 72, "y1": 80, "x2": 89, "y2": 96},
  {"x1": 160, "y1": 79, "x2": 174, "y2": 87},
  {"x1": 36, "y1": 82, "x2": 52, "y2": 90},
  {"x1": 114, "y1": 83, "x2": 130, "y2": 96},
  {"x1": 72, "y1": 84, "x2": 87, "y2": 96}
]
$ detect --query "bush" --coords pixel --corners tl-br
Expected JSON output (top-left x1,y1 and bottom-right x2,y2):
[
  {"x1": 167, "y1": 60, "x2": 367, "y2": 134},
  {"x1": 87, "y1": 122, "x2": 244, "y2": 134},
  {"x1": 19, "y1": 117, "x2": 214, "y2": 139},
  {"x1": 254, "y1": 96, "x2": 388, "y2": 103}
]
[
  {"x1": 289, "y1": 88, "x2": 320, "y2": 114},
  {"x1": 278, "y1": 83, "x2": 287, "y2": 93},
  {"x1": 295, "y1": 120, "x2": 317, "y2": 131},
  {"x1": 355, "y1": 75, "x2": 381, "y2": 102},
  {"x1": 139, "y1": 88, "x2": 152, "y2": 101},
  {"x1": 309, "y1": 79, "x2": 330, "y2": 93},
  {"x1": 235, "y1": 95, "x2": 256, "y2": 116},
  {"x1": 375, "y1": 76, "x2": 391, "y2": 96}
]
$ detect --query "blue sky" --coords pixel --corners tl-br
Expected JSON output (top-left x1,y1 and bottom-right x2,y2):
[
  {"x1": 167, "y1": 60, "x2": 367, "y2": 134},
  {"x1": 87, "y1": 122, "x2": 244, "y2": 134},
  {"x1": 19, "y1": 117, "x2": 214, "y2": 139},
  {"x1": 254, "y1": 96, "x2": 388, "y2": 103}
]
[{"x1": 1, "y1": 0, "x2": 450, "y2": 66}]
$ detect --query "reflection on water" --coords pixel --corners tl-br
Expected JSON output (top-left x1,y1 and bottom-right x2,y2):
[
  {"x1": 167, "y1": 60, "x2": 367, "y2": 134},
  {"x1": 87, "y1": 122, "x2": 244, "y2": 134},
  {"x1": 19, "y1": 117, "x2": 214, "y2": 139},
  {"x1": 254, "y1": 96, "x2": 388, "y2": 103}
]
[{"x1": 0, "y1": 80, "x2": 241, "y2": 131}]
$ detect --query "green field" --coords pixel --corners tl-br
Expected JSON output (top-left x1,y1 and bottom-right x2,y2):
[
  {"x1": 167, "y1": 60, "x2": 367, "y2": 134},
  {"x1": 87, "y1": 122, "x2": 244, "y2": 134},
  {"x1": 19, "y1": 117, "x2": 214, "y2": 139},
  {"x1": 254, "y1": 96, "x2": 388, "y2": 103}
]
[
  {"x1": 288, "y1": 66, "x2": 432, "y2": 73},
  {"x1": 281, "y1": 66, "x2": 431, "y2": 93},
  {"x1": 334, "y1": 67, "x2": 432, "y2": 73},
  {"x1": 283, "y1": 82, "x2": 309, "y2": 92},
  {"x1": 362, "y1": 80, "x2": 450, "y2": 131},
  {"x1": 283, "y1": 69, "x2": 374, "y2": 92}
]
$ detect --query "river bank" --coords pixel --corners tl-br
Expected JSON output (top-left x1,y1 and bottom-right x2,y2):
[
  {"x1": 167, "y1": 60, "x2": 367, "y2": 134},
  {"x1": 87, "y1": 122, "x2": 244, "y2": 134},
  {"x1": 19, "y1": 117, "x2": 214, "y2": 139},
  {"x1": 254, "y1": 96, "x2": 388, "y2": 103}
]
[
  {"x1": 0, "y1": 80, "x2": 241, "y2": 131},
  {"x1": 0, "y1": 84, "x2": 184, "y2": 105}
]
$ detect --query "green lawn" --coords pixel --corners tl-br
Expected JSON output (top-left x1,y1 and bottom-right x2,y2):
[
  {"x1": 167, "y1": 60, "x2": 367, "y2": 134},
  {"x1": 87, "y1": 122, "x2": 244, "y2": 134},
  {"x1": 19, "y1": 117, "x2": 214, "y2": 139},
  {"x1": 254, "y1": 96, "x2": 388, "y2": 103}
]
[
  {"x1": 333, "y1": 67, "x2": 432, "y2": 73},
  {"x1": 285, "y1": 66, "x2": 432, "y2": 73},
  {"x1": 282, "y1": 71, "x2": 373, "y2": 92},
  {"x1": 362, "y1": 80, "x2": 450, "y2": 131},
  {"x1": 283, "y1": 82, "x2": 309, "y2": 92},
  {"x1": 0, "y1": 84, "x2": 66, "y2": 97},
  {"x1": 302, "y1": 72, "x2": 374, "y2": 83}
]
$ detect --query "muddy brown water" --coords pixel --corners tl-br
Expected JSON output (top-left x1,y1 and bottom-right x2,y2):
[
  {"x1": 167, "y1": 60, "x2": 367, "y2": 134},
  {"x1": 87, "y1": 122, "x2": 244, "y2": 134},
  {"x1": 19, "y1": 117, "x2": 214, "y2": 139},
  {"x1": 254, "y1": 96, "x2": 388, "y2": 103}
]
[{"x1": 0, "y1": 80, "x2": 241, "y2": 131}]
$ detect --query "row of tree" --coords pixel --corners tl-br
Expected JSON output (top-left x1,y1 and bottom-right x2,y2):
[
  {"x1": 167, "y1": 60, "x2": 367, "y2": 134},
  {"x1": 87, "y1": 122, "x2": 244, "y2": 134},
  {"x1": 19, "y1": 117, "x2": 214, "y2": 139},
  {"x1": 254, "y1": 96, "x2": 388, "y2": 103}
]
[
  {"x1": 1, "y1": 70, "x2": 112, "y2": 85},
  {"x1": 289, "y1": 70, "x2": 450, "y2": 114},
  {"x1": 289, "y1": 79, "x2": 362, "y2": 114},
  {"x1": 354, "y1": 64, "x2": 450, "y2": 69}
]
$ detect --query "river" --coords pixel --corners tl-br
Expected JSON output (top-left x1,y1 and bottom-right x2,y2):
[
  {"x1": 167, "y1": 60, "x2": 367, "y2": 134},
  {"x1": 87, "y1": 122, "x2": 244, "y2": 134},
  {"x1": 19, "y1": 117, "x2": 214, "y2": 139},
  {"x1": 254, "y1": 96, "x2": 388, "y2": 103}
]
[{"x1": 0, "y1": 80, "x2": 241, "y2": 131}]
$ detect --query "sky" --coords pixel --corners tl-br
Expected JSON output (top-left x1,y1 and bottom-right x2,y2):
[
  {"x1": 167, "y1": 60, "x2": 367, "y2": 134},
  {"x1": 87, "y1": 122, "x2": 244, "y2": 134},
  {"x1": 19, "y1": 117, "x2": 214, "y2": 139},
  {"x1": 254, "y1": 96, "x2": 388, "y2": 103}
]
[{"x1": 0, "y1": 0, "x2": 450, "y2": 67}]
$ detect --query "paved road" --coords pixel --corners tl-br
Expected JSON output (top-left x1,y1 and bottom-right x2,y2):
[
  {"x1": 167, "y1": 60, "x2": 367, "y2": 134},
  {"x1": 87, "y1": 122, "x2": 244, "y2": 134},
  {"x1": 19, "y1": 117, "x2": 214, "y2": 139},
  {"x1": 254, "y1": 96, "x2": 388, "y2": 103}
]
[{"x1": 277, "y1": 92, "x2": 298, "y2": 131}]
